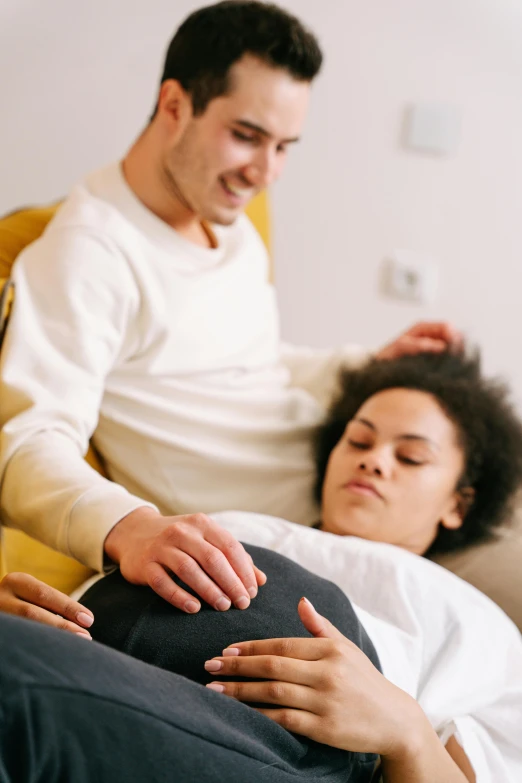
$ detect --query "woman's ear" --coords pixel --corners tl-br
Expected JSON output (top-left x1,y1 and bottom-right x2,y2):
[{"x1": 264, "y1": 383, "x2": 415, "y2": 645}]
[{"x1": 440, "y1": 486, "x2": 475, "y2": 530}]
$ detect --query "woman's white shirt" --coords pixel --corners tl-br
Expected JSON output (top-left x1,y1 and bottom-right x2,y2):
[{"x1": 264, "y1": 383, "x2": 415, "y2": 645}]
[{"x1": 212, "y1": 511, "x2": 522, "y2": 783}]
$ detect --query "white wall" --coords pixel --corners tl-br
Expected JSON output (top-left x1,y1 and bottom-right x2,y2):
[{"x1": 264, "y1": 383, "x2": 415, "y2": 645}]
[{"x1": 2, "y1": 0, "x2": 522, "y2": 404}]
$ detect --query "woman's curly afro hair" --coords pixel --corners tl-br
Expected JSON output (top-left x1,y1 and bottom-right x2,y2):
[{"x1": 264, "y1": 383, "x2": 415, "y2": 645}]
[{"x1": 313, "y1": 350, "x2": 522, "y2": 557}]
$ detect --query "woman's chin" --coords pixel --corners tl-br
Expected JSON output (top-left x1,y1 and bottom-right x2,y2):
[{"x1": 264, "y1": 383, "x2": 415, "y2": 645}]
[{"x1": 321, "y1": 510, "x2": 380, "y2": 540}]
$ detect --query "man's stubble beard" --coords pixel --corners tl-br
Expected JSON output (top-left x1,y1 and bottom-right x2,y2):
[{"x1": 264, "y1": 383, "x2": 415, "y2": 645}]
[
  {"x1": 160, "y1": 153, "x2": 196, "y2": 217},
  {"x1": 161, "y1": 139, "x2": 241, "y2": 227}
]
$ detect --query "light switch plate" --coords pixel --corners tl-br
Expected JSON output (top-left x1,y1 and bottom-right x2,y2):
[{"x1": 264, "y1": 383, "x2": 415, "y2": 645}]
[{"x1": 404, "y1": 103, "x2": 461, "y2": 155}]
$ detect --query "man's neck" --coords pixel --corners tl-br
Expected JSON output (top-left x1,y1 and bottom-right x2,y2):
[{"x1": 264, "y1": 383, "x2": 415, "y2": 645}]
[{"x1": 122, "y1": 137, "x2": 214, "y2": 249}]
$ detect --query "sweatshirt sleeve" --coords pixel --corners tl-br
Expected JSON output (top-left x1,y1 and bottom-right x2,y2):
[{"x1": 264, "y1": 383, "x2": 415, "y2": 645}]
[
  {"x1": 0, "y1": 225, "x2": 156, "y2": 572},
  {"x1": 0, "y1": 528, "x2": 5, "y2": 579},
  {"x1": 279, "y1": 341, "x2": 370, "y2": 408}
]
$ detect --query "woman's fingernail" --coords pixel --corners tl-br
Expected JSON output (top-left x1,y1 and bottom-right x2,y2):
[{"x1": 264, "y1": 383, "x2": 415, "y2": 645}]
[
  {"x1": 76, "y1": 612, "x2": 94, "y2": 628},
  {"x1": 301, "y1": 596, "x2": 315, "y2": 610},
  {"x1": 223, "y1": 647, "x2": 241, "y2": 656},
  {"x1": 248, "y1": 586, "x2": 257, "y2": 599},
  {"x1": 204, "y1": 659, "x2": 223, "y2": 672},
  {"x1": 206, "y1": 683, "x2": 225, "y2": 693},
  {"x1": 76, "y1": 631, "x2": 92, "y2": 640},
  {"x1": 235, "y1": 596, "x2": 249, "y2": 610},
  {"x1": 216, "y1": 596, "x2": 231, "y2": 611},
  {"x1": 185, "y1": 600, "x2": 200, "y2": 613}
]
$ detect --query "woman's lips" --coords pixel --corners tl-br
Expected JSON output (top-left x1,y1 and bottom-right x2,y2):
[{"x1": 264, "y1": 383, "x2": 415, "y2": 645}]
[{"x1": 343, "y1": 480, "x2": 383, "y2": 499}]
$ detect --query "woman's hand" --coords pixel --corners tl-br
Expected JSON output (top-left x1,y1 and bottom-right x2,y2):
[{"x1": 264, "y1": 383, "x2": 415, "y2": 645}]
[
  {"x1": 0, "y1": 572, "x2": 94, "y2": 638},
  {"x1": 204, "y1": 599, "x2": 474, "y2": 781},
  {"x1": 203, "y1": 596, "x2": 422, "y2": 757}
]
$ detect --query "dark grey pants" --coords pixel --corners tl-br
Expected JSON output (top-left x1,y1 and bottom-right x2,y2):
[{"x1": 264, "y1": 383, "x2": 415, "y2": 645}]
[{"x1": 0, "y1": 546, "x2": 379, "y2": 782}]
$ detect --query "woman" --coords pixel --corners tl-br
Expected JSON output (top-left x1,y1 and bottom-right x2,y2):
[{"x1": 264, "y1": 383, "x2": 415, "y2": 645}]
[
  {"x1": 2, "y1": 351, "x2": 522, "y2": 781},
  {"x1": 75, "y1": 350, "x2": 522, "y2": 782}
]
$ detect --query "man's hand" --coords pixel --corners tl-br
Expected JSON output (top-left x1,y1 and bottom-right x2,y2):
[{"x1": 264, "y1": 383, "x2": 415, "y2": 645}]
[
  {"x1": 0, "y1": 572, "x2": 94, "y2": 638},
  {"x1": 376, "y1": 321, "x2": 463, "y2": 361},
  {"x1": 104, "y1": 507, "x2": 267, "y2": 614}
]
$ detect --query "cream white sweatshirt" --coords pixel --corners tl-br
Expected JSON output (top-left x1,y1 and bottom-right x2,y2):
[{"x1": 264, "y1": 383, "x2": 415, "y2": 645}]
[{"x1": 0, "y1": 163, "x2": 367, "y2": 571}]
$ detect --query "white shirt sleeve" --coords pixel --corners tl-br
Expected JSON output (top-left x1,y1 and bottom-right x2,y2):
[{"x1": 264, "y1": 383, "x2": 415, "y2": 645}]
[
  {"x1": 279, "y1": 341, "x2": 369, "y2": 408},
  {"x1": 440, "y1": 715, "x2": 522, "y2": 783},
  {"x1": 0, "y1": 225, "x2": 156, "y2": 571}
]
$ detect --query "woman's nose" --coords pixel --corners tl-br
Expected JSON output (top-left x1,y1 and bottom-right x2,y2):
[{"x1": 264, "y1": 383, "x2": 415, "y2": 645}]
[
  {"x1": 358, "y1": 461, "x2": 382, "y2": 476},
  {"x1": 357, "y1": 451, "x2": 388, "y2": 478}
]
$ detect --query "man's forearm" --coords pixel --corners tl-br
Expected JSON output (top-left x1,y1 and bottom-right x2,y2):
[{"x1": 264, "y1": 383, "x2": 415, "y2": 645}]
[
  {"x1": 1, "y1": 433, "x2": 156, "y2": 571},
  {"x1": 279, "y1": 342, "x2": 369, "y2": 407}
]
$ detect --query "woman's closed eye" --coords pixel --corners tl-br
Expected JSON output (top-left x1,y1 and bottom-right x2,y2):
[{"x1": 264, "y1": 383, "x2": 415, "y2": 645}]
[
  {"x1": 347, "y1": 439, "x2": 371, "y2": 450},
  {"x1": 397, "y1": 453, "x2": 427, "y2": 467}
]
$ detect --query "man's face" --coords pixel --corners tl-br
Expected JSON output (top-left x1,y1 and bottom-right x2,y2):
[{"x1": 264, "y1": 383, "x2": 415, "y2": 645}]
[{"x1": 162, "y1": 55, "x2": 311, "y2": 225}]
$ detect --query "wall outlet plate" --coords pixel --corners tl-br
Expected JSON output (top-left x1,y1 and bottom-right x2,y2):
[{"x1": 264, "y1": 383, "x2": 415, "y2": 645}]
[{"x1": 381, "y1": 251, "x2": 439, "y2": 304}]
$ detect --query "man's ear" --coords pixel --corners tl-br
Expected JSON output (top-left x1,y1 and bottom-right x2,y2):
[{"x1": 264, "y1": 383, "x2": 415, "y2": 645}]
[
  {"x1": 440, "y1": 486, "x2": 475, "y2": 530},
  {"x1": 155, "y1": 79, "x2": 193, "y2": 134}
]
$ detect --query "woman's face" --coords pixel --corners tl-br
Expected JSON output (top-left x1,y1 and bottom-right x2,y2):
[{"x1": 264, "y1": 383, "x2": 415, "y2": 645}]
[{"x1": 320, "y1": 388, "x2": 468, "y2": 554}]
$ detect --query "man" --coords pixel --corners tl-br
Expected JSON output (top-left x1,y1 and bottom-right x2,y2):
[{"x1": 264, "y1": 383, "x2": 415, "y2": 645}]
[{"x1": 0, "y1": 1, "x2": 460, "y2": 621}]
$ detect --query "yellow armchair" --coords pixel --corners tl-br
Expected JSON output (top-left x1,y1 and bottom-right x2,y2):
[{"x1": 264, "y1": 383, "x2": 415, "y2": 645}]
[{"x1": 0, "y1": 191, "x2": 271, "y2": 592}]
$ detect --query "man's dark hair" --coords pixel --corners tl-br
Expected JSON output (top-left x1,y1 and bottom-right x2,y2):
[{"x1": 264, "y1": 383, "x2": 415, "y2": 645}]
[
  {"x1": 314, "y1": 351, "x2": 522, "y2": 557},
  {"x1": 155, "y1": 1, "x2": 323, "y2": 116}
]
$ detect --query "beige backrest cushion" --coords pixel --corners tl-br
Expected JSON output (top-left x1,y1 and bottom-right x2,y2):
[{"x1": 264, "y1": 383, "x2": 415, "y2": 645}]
[{"x1": 435, "y1": 507, "x2": 522, "y2": 631}]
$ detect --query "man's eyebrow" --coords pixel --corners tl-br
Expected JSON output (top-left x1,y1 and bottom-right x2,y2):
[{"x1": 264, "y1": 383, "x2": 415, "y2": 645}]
[
  {"x1": 352, "y1": 418, "x2": 439, "y2": 449},
  {"x1": 234, "y1": 119, "x2": 300, "y2": 144}
]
